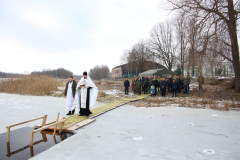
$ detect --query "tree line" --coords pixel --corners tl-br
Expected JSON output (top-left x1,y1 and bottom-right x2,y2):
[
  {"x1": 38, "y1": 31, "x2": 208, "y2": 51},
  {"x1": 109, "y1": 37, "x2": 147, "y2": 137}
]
[
  {"x1": 0, "y1": 72, "x2": 21, "y2": 78},
  {"x1": 0, "y1": 68, "x2": 81, "y2": 79},
  {"x1": 121, "y1": 0, "x2": 240, "y2": 91},
  {"x1": 31, "y1": 68, "x2": 81, "y2": 79}
]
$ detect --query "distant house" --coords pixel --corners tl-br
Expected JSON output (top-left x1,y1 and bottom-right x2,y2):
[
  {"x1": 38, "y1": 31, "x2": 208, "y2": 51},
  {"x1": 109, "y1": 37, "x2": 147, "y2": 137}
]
[
  {"x1": 183, "y1": 60, "x2": 234, "y2": 77},
  {"x1": 139, "y1": 68, "x2": 177, "y2": 78},
  {"x1": 111, "y1": 61, "x2": 166, "y2": 78}
]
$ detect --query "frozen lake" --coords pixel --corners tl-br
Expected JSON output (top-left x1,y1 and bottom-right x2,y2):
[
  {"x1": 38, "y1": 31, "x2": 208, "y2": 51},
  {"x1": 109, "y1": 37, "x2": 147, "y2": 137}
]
[{"x1": 0, "y1": 93, "x2": 240, "y2": 160}]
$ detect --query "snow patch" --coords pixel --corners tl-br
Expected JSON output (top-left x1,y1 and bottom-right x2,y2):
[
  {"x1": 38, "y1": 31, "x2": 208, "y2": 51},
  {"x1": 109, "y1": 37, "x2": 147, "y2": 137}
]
[
  {"x1": 133, "y1": 137, "x2": 144, "y2": 141},
  {"x1": 104, "y1": 89, "x2": 123, "y2": 95},
  {"x1": 58, "y1": 87, "x2": 65, "y2": 90},
  {"x1": 203, "y1": 149, "x2": 215, "y2": 155}
]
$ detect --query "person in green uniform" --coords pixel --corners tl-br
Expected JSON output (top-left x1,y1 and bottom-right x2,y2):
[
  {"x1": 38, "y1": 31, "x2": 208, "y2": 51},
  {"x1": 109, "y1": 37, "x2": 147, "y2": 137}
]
[
  {"x1": 148, "y1": 76, "x2": 152, "y2": 92},
  {"x1": 180, "y1": 75, "x2": 184, "y2": 81},
  {"x1": 137, "y1": 77, "x2": 143, "y2": 95},
  {"x1": 157, "y1": 76, "x2": 161, "y2": 92},
  {"x1": 133, "y1": 77, "x2": 138, "y2": 94},
  {"x1": 187, "y1": 73, "x2": 191, "y2": 83},
  {"x1": 197, "y1": 74, "x2": 204, "y2": 90},
  {"x1": 173, "y1": 75, "x2": 177, "y2": 80}
]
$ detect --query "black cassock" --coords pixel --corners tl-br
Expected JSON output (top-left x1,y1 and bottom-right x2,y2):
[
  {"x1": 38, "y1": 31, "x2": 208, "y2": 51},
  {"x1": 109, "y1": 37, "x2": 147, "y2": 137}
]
[{"x1": 79, "y1": 87, "x2": 92, "y2": 116}]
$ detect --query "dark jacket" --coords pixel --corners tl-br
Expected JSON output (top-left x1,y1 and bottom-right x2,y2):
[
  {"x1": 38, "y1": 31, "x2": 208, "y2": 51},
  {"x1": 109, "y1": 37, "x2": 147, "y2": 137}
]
[
  {"x1": 172, "y1": 82, "x2": 178, "y2": 90},
  {"x1": 143, "y1": 78, "x2": 149, "y2": 86},
  {"x1": 167, "y1": 78, "x2": 173, "y2": 86},
  {"x1": 152, "y1": 79, "x2": 158, "y2": 87},
  {"x1": 183, "y1": 79, "x2": 190, "y2": 86},
  {"x1": 160, "y1": 81, "x2": 167, "y2": 88},
  {"x1": 64, "y1": 80, "x2": 77, "y2": 97},
  {"x1": 124, "y1": 80, "x2": 130, "y2": 88},
  {"x1": 176, "y1": 78, "x2": 182, "y2": 87}
]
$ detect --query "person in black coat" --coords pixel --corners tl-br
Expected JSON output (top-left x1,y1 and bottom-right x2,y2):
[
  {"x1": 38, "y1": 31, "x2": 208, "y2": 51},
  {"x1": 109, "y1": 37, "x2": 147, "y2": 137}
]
[
  {"x1": 152, "y1": 77, "x2": 158, "y2": 96},
  {"x1": 167, "y1": 76, "x2": 173, "y2": 94},
  {"x1": 176, "y1": 76, "x2": 182, "y2": 94},
  {"x1": 124, "y1": 77, "x2": 130, "y2": 95},
  {"x1": 143, "y1": 76, "x2": 149, "y2": 94},
  {"x1": 160, "y1": 78, "x2": 167, "y2": 97},
  {"x1": 172, "y1": 79, "x2": 178, "y2": 97}
]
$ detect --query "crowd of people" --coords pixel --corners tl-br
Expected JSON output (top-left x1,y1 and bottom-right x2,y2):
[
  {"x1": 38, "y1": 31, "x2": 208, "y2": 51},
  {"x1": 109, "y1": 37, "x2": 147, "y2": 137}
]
[{"x1": 124, "y1": 73, "x2": 204, "y2": 97}]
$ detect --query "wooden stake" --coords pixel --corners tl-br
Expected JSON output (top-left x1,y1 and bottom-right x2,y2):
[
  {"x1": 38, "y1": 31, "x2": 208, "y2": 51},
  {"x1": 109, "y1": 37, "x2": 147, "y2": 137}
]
[
  {"x1": 6, "y1": 127, "x2": 10, "y2": 143},
  {"x1": 53, "y1": 135, "x2": 58, "y2": 144},
  {"x1": 6, "y1": 142, "x2": 10, "y2": 157},
  {"x1": 59, "y1": 122, "x2": 64, "y2": 134},
  {"x1": 41, "y1": 115, "x2": 47, "y2": 127},
  {"x1": 30, "y1": 146, "x2": 34, "y2": 157},
  {"x1": 30, "y1": 130, "x2": 34, "y2": 147},
  {"x1": 41, "y1": 133, "x2": 47, "y2": 142},
  {"x1": 53, "y1": 112, "x2": 60, "y2": 136}
]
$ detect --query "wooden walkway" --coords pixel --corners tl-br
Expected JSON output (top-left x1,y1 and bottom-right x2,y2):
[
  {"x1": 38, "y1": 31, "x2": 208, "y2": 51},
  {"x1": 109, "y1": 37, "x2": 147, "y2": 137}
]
[{"x1": 35, "y1": 94, "x2": 149, "y2": 131}]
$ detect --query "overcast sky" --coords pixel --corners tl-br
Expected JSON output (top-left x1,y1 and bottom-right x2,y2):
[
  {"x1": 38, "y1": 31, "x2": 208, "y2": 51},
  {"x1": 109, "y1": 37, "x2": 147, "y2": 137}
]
[{"x1": 0, "y1": 0, "x2": 171, "y2": 75}]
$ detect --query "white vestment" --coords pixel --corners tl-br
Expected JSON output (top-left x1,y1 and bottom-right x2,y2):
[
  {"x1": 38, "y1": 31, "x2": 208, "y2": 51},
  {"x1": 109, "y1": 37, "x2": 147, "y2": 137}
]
[
  {"x1": 66, "y1": 82, "x2": 75, "y2": 111},
  {"x1": 75, "y1": 76, "x2": 98, "y2": 109}
]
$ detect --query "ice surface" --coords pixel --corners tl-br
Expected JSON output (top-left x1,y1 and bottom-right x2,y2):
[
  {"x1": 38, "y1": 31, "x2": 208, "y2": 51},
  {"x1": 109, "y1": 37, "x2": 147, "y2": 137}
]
[{"x1": 1, "y1": 93, "x2": 240, "y2": 160}]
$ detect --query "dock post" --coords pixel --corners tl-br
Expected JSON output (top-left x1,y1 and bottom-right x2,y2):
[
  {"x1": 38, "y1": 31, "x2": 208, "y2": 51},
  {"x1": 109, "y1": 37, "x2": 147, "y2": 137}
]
[{"x1": 53, "y1": 113, "x2": 60, "y2": 136}]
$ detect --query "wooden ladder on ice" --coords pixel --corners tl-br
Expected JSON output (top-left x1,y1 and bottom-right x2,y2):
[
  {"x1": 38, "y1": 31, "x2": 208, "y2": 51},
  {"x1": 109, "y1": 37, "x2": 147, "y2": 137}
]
[{"x1": 6, "y1": 112, "x2": 95, "y2": 147}]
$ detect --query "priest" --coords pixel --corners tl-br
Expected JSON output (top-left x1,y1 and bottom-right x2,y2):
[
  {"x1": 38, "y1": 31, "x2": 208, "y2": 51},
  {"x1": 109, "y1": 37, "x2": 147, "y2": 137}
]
[{"x1": 75, "y1": 71, "x2": 98, "y2": 116}]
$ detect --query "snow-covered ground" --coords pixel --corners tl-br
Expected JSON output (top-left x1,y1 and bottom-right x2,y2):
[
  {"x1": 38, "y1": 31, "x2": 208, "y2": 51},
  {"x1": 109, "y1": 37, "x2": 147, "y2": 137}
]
[{"x1": 1, "y1": 93, "x2": 240, "y2": 159}]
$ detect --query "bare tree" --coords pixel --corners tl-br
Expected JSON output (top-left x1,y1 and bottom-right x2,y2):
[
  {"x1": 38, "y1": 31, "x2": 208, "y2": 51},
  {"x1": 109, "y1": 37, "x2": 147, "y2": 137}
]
[
  {"x1": 174, "y1": 12, "x2": 188, "y2": 75},
  {"x1": 125, "y1": 40, "x2": 154, "y2": 73},
  {"x1": 89, "y1": 65, "x2": 110, "y2": 80},
  {"x1": 149, "y1": 20, "x2": 177, "y2": 70},
  {"x1": 167, "y1": 0, "x2": 240, "y2": 91}
]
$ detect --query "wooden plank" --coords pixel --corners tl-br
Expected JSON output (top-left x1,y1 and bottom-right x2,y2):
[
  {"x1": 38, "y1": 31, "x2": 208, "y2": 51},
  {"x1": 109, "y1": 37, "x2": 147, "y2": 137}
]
[
  {"x1": 41, "y1": 130, "x2": 61, "y2": 135},
  {"x1": 63, "y1": 123, "x2": 76, "y2": 130},
  {"x1": 32, "y1": 119, "x2": 67, "y2": 133},
  {"x1": 65, "y1": 119, "x2": 96, "y2": 131},
  {"x1": 34, "y1": 119, "x2": 56, "y2": 127},
  {"x1": 7, "y1": 116, "x2": 45, "y2": 128}
]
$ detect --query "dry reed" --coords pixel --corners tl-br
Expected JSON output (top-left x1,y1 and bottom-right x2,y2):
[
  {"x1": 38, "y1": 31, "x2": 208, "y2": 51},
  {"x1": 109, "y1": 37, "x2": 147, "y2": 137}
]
[
  {"x1": 0, "y1": 75, "x2": 59, "y2": 96},
  {"x1": 98, "y1": 91, "x2": 108, "y2": 97}
]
